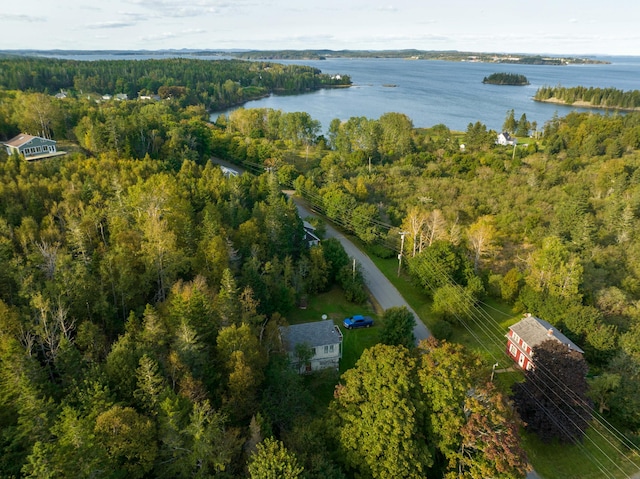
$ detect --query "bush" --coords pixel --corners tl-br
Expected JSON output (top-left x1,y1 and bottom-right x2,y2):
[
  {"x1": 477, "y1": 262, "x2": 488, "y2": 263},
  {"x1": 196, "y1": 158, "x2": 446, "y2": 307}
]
[
  {"x1": 368, "y1": 244, "x2": 395, "y2": 259},
  {"x1": 430, "y1": 319, "x2": 453, "y2": 340}
]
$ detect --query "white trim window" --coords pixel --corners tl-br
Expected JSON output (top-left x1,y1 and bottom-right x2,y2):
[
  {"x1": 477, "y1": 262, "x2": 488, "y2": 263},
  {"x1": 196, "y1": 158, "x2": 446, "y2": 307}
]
[{"x1": 509, "y1": 343, "x2": 518, "y2": 356}]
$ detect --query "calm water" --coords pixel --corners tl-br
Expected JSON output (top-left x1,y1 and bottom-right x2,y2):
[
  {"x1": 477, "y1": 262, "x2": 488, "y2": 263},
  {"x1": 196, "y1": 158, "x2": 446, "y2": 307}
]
[
  {"x1": 34, "y1": 51, "x2": 640, "y2": 133},
  {"x1": 213, "y1": 56, "x2": 640, "y2": 132}
]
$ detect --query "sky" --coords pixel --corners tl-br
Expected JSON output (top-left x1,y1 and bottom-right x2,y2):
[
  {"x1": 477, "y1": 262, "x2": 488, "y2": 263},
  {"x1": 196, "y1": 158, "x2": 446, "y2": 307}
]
[{"x1": 3, "y1": 0, "x2": 640, "y2": 56}]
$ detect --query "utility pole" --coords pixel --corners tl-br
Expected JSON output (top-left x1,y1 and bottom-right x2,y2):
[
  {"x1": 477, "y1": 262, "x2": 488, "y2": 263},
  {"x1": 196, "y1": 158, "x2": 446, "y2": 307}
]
[
  {"x1": 398, "y1": 231, "x2": 408, "y2": 277},
  {"x1": 490, "y1": 362, "x2": 499, "y2": 382}
]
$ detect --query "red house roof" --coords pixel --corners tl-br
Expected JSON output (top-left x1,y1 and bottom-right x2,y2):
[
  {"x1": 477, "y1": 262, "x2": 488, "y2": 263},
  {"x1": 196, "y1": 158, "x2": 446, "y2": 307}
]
[{"x1": 509, "y1": 313, "x2": 584, "y2": 354}]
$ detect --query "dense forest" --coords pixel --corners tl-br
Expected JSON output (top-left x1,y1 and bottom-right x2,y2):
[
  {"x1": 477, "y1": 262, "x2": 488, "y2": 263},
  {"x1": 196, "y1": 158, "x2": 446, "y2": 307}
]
[
  {"x1": 2, "y1": 56, "x2": 640, "y2": 477},
  {"x1": 534, "y1": 84, "x2": 640, "y2": 110},
  {"x1": 0, "y1": 57, "x2": 351, "y2": 111},
  {"x1": 482, "y1": 73, "x2": 529, "y2": 85}
]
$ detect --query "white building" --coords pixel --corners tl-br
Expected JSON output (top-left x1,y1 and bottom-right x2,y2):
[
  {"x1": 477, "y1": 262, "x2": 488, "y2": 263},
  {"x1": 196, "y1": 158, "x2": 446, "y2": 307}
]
[{"x1": 497, "y1": 131, "x2": 517, "y2": 146}]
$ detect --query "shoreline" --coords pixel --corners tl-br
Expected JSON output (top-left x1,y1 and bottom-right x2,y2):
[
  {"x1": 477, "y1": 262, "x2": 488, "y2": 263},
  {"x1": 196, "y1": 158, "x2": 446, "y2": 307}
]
[{"x1": 534, "y1": 97, "x2": 640, "y2": 112}]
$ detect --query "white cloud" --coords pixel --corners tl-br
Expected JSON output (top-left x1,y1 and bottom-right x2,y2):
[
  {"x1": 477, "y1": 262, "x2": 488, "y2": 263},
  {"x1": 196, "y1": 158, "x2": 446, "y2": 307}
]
[
  {"x1": 128, "y1": 0, "x2": 239, "y2": 18},
  {"x1": 5, "y1": 13, "x2": 45, "y2": 22},
  {"x1": 139, "y1": 28, "x2": 206, "y2": 42},
  {"x1": 90, "y1": 21, "x2": 137, "y2": 29}
]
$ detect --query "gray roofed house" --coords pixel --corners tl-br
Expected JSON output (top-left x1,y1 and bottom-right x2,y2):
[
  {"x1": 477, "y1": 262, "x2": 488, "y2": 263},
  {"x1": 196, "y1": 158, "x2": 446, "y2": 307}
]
[
  {"x1": 506, "y1": 313, "x2": 583, "y2": 370},
  {"x1": 303, "y1": 220, "x2": 320, "y2": 247},
  {"x1": 3, "y1": 133, "x2": 63, "y2": 161},
  {"x1": 279, "y1": 319, "x2": 343, "y2": 373}
]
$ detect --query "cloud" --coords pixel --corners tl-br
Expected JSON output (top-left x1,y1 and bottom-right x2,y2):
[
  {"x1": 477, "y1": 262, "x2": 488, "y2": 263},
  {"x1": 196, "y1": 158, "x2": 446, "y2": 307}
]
[
  {"x1": 5, "y1": 13, "x2": 45, "y2": 22},
  {"x1": 129, "y1": 0, "x2": 238, "y2": 18},
  {"x1": 139, "y1": 28, "x2": 206, "y2": 42},
  {"x1": 89, "y1": 21, "x2": 137, "y2": 29},
  {"x1": 119, "y1": 11, "x2": 155, "y2": 22}
]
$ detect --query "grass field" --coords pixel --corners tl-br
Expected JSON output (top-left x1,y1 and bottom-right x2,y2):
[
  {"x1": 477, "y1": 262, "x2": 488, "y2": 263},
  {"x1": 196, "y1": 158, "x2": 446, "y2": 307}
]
[{"x1": 522, "y1": 425, "x2": 640, "y2": 479}]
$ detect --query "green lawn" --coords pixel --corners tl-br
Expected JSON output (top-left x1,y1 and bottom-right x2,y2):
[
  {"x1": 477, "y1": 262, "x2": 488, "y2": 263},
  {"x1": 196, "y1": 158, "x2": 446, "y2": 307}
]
[
  {"x1": 522, "y1": 425, "x2": 640, "y2": 479},
  {"x1": 298, "y1": 286, "x2": 382, "y2": 372},
  {"x1": 291, "y1": 286, "x2": 382, "y2": 409}
]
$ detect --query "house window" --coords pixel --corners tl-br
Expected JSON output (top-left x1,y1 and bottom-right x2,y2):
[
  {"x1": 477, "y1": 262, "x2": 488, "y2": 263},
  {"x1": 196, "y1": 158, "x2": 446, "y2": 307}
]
[
  {"x1": 324, "y1": 345, "x2": 334, "y2": 354},
  {"x1": 518, "y1": 354, "x2": 525, "y2": 367},
  {"x1": 526, "y1": 362, "x2": 533, "y2": 370},
  {"x1": 512, "y1": 332, "x2": 521, "y2": 344},
  {"x1": 509, "y1": 343, "x2": 517, "y2": 356}
]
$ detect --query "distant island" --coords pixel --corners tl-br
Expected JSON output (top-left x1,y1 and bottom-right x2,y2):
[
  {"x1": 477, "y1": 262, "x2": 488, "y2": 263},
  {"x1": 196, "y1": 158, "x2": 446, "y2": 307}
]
[
  {"x1": 483, "y1": 73, "x2": 530, "y2": 85},
  {"x1": 230, "y1": 49, "x2": 608, "y2": 65},
  {"x1": 534, "y1": 85, "x2": 640, "y2": 110},
  {"x1": 0, "y1": 48, "x2": 609, "y2": 65}
]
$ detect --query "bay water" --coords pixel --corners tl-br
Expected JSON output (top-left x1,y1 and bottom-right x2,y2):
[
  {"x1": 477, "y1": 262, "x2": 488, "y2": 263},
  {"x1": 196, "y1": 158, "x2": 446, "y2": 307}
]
[
  {"x1": 212, "y1": 56, "x2": 640, "y2": 133},
  {"x1": 33, "y1": 51, "x2": 640, "y2": 133}
]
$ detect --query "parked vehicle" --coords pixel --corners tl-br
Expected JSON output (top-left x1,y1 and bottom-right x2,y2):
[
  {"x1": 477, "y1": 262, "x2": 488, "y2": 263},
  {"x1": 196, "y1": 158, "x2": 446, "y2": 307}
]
[{"x1": 343, "y1": 315, "x2": 374, "y2": 329}]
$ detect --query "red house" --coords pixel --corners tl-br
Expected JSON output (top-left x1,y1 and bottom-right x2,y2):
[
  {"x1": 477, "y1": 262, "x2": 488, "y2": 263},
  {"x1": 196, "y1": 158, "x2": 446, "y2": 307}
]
[{"x1": 506, "y1": 313, "x2": 584, "y2": 370}]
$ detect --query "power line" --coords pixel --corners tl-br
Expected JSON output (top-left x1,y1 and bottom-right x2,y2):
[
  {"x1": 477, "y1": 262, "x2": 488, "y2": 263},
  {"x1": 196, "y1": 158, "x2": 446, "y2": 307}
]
[
  {"x1": 217, "y1": 156, "x2": 640, "y2": 475},
  {"x1": 292, "y1": 175, "x2": 640, "y2": 475}
]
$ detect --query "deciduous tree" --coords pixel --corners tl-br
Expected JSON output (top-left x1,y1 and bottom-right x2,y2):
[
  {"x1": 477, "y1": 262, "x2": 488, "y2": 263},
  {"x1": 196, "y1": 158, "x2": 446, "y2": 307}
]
[
  {"x1": 512, "y1": 339, "x2": 592, "y2": 443},
  {"x1": 331, "y1": 344, "x2": 432, "y2": 478}
]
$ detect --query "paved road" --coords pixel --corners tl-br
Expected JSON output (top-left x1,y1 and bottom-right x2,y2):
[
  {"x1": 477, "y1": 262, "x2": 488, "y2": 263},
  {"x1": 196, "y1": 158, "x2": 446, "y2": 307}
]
[
  {"x1": 285, "y1": 192, "x2": 431, "y2": 342},
  {"x1": 209, "y1": 157, "x2": 431, "y2": 340},
  {"x1": 215, "y1": 160, "x2": 547, "y2": 476}
]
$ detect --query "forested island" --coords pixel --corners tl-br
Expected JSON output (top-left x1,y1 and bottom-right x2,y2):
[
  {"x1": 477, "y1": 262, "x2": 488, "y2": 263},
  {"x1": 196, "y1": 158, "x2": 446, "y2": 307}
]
[
  {"x1": 1, "y1": 56, "x2": 640, "y2": 478},
  {"x1": 534, "y1": 84, "x2": 640, "y2": 110},
  {"x1": 483, "y1": 72, "x2": 530, "y2": 85},
  {"x1": 0, "y1": 56, "x2": 351, "y2": 111}
]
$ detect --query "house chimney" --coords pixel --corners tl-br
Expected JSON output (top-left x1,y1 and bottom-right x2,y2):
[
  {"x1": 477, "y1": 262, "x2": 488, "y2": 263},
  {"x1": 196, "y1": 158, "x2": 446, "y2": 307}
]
[{"x1": 547, "y1": 328, "x2": 553, "y2": 337}]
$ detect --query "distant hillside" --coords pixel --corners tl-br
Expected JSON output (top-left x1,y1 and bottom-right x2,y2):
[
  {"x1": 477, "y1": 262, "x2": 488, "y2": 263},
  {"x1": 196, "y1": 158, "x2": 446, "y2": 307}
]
[{"x1": 231, "y1": 49, "x2": 608, "y2": 65}]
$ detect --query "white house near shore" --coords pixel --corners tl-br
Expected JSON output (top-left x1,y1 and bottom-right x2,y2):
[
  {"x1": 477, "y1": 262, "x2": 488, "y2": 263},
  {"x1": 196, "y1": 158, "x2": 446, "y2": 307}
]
[
  {"x1": 497, "y1": 131, "x2": 517, "y2": 146},
  {"x1": 3, "y1": 134, "x2": 62, "y2": 160},
  {"x1": 279, "y1": 319, "x2": 343, "y2": 373}
]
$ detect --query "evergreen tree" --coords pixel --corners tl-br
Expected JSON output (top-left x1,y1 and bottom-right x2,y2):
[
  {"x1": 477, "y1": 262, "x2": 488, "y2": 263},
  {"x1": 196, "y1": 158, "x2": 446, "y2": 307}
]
[
  {"x1": 379, "y1": 306, "x2": 416, "y2": 348},
  {"x1": 248, "y1": 438, "x2": 304, "y2": 479},
  {"x1": 502, "y1": 109, "x2": 517, "y2": 133}
]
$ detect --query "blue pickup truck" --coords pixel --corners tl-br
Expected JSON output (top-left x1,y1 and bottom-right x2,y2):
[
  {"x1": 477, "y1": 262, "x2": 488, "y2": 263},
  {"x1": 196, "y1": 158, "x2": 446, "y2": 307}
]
[{"x1": 343, "y1": 314, "x2": 374, "y2": 329}]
